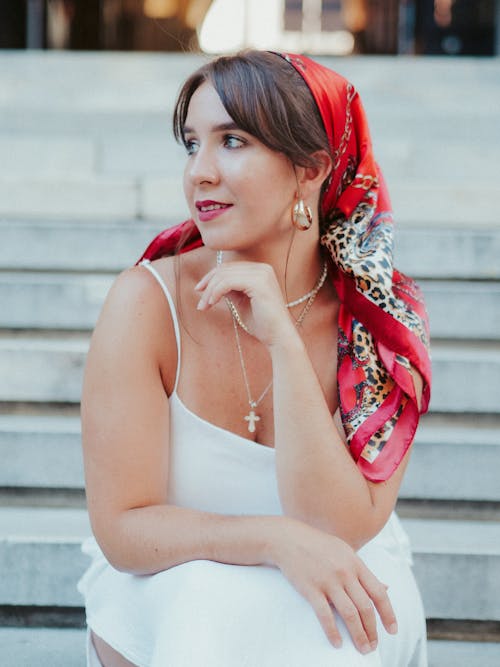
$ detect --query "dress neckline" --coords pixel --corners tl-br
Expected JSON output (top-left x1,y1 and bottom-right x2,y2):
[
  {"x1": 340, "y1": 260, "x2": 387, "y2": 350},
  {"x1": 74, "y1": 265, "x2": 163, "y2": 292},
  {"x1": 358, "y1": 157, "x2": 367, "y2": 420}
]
[
  {"x1": 171, "y1": 390, "x2": 276, "y2": 454},
  {"x1": 171, "y1": 390, "x2": 342, "y2": 453}
]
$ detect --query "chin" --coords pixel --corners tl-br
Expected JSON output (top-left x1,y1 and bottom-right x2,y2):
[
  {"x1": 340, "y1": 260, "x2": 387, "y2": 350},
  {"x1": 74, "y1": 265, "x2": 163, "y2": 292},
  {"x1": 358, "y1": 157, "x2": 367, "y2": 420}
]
[{"x1": 196, "y1": 227, "x2": 246, "y2": 252}]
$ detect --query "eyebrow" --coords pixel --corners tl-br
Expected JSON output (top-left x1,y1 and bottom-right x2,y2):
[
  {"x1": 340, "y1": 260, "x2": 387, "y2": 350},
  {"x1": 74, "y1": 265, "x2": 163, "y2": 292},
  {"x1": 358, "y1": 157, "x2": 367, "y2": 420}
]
[{"x1": 183, "y1": 121, "x2": 240, "y2": 135}]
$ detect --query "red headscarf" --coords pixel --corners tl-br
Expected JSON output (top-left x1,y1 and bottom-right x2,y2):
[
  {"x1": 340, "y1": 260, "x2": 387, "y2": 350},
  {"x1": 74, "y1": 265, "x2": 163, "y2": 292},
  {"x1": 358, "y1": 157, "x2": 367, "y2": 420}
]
[{"x1": 138, "y1": 53, "x2": 431, "y2": 482}]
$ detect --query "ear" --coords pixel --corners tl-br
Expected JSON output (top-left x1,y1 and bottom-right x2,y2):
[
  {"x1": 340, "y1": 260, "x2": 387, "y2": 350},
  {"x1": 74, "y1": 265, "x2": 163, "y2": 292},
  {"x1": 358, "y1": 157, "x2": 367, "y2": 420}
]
[{"x1": 296, "y1": 150, "x2": 332, "y2": 199}]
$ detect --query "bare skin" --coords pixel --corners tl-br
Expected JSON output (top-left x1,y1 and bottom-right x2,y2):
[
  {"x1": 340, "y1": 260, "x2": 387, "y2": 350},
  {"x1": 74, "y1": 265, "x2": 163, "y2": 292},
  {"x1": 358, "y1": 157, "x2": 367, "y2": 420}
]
[
  {"x1": 91, "y1": 631, "x2": 137, "y2": 667},
  {"x1": 81, "y1": 83, "x2": 422, "y2": 665}
]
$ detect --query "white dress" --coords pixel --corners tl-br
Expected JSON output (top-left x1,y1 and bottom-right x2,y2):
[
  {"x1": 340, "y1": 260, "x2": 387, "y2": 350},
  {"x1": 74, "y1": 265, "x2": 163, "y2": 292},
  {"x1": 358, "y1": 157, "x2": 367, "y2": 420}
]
[{"x1": 77, "y1": 260, "x2": 427, "y2": 667}]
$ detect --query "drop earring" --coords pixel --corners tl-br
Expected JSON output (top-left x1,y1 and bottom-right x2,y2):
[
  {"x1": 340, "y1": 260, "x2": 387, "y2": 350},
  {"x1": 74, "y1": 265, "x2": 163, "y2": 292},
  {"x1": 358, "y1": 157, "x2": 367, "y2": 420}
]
[{"x1": 291, "y1": 193, "x2": 313, "y2": 231}]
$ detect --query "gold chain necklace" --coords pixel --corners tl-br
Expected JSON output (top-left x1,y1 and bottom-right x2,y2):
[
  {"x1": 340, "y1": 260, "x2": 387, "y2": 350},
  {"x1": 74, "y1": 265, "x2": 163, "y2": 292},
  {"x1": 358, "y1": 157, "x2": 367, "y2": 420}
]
[
  {"x1": 216, "y1": 250, "x2": 328, "y2": 334},
  {"x1": 216, "y1": 252, "x2": 328, "y2": 433}
]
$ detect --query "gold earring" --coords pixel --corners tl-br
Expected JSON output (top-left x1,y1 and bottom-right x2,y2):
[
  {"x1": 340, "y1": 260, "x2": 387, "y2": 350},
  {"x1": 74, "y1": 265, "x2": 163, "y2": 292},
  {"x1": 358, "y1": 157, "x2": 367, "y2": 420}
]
[{"x1": 292, "y1": 197, "x2": 313, "y2": 231}]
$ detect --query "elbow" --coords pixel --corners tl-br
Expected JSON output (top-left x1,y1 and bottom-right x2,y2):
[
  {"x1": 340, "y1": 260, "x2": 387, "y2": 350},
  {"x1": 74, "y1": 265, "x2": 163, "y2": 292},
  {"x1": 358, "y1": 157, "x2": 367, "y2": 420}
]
[
  {"x1": 98, "y1": 542, "x2": 139, "y2": 574},
  {"x1": 297, "y1": 508, "x2": 386, "y2": 552},
  {"x1": 94, "y1": 533, "x2": 160, "y2": 576},
  {"x1": 90, "y1": 513, "x2": 150, "y2": 575},
  {"x1": 91, "y1": 527, "x2": 134, "y2": 573},
  {"x1": 332, "y1": 510, "x2": 391, "y2": 552},
  {"x1": 322, "y1": 523, "x2": 371, "y2": 552}
]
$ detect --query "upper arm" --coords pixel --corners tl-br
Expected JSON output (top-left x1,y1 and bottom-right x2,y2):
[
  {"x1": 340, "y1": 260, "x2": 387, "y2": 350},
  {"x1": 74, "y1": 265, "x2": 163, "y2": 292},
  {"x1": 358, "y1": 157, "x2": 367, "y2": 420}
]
[
  {"x1": 81, "y1": 265, "x2": 175, "y2": 551},
  {"x1": 364, "y1": 446, "x2": 411, "y2": 539},
  {"x1": 362, "y1": 365, "x2": 424, "y2": 541}
]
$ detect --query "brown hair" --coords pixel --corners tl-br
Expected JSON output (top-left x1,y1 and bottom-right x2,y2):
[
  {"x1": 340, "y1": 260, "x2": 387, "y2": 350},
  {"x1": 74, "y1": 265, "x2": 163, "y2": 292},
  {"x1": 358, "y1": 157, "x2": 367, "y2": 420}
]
[{"x1": 173, "y1": 50, "x2": 330, "y2": 173}]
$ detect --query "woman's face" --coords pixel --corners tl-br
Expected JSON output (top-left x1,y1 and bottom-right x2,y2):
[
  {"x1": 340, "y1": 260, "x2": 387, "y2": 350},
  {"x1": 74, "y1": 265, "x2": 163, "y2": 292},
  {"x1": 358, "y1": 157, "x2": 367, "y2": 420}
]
[{"x1": 182, "y1": 82, "x2": 297, "y2": 253}]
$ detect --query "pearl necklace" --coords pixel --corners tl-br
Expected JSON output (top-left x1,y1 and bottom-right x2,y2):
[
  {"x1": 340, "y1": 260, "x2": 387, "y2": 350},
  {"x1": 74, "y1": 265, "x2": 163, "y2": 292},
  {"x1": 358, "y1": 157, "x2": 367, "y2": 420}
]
[
  {"x1": 216, "y1": 251, "x2": 328, "y2": 433},
  {"x1": 216, "y1": 250, "x2": 328, "y2": 334}
]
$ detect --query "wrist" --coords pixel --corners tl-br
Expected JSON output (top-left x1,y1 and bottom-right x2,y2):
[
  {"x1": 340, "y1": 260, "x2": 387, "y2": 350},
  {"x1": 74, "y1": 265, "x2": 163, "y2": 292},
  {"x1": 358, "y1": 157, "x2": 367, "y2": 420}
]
[
  {"x1": 267, "y1": 322, "x2": 305, "y2": 356},
  {"x1": 261, "y1": 515, "x2": 298, "y2": 567}
]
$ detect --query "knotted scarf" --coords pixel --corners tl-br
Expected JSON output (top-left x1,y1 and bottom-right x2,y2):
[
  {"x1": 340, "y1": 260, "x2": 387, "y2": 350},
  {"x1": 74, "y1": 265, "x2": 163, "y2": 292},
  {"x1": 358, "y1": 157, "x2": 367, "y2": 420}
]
[{"x1": 137, "y1": 53, "x2": 431, "y2": 482}]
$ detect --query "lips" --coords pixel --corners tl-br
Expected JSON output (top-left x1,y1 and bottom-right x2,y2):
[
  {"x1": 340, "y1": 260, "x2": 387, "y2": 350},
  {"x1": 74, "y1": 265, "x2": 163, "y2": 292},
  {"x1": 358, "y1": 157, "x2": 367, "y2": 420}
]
[
  {"x1": 195, "y1": 199, "x2": 232, "y2": 212},
  {"x1": 195, "y1": 199, "x2": 232, "y2": 222}
]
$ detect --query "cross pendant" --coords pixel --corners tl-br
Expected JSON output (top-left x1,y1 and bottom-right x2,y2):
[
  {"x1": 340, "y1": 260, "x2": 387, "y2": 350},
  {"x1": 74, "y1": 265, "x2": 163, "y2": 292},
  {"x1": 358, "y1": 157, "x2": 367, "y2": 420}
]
[{"x1": 244, "y1": 409, "x2": 260, "y2": 433}]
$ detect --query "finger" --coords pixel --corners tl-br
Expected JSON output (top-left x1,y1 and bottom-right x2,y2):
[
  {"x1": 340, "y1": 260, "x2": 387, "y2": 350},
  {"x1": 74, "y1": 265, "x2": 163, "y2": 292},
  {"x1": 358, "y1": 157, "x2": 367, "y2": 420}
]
[
  {"x1": 194, "y1": 268, "x2": 217, "y2": 292},
  {"x1": 329, "y1": 589, "x2": 373, "y2": 655},
  {"x1": 202, "y1": 275, "x2": 254, "y2": 308},
  {"x1": 359, "y1": 566, "x2": 398, "y2": 635},
  {"x1": 307, "y1": 593, "x2": 342, "y2": 649},
  {"x1": 196, "y1": 274, "x2": 231, "y2": 310},
  {"x1": 344, "y1": 582, "x2": 378, "y2": 650},
  {"x1": 196, "y1": 276, "x2": 231, "y2": 310}
]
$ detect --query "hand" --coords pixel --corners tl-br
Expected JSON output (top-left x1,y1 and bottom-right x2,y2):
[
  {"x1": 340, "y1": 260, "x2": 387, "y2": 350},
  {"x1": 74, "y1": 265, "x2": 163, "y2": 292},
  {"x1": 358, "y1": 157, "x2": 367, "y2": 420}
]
[
  {"x1": 271, "y1": 517, "x2": 398, "y2": 655},
  {"x1": 195, "y1": 260, "x2": 298, "y2": 347}
]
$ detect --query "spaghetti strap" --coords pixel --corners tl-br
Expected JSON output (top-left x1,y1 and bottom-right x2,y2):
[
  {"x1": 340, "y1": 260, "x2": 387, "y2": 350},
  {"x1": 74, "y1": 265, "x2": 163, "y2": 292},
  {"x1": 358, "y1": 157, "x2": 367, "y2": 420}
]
[{"x1": 140, "y1": 259, "x2": 181, "y2": 393}]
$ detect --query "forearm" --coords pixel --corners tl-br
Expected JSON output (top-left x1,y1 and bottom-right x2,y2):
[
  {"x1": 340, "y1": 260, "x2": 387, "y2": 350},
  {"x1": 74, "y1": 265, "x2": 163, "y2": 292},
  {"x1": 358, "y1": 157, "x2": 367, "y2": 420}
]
[
  {"x1": 96, "y1": 504, "x2": 283, "y2": 575},
  {"x1": 269, "y1": 334, "x2": 379, "y2": 547}
]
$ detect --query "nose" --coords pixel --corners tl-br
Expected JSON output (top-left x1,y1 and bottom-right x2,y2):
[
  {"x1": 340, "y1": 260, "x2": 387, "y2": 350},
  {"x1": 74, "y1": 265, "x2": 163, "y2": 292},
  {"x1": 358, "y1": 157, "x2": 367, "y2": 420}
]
[{"x1": 186, "y1": 144, "x2": 219, "y2": 186}]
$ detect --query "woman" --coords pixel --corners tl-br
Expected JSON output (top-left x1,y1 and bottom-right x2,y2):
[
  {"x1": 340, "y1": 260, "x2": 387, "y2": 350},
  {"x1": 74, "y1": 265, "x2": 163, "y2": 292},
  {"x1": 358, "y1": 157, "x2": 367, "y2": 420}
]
[{"x1": 78, "y1": 51, "x2": 431, "y2": 667}]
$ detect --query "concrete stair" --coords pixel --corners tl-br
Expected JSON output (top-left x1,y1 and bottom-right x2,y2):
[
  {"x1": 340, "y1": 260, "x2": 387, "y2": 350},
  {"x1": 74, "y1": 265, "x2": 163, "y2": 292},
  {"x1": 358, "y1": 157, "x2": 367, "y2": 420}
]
[
  {"x1": 2, "y1": 414, "x2": 500, "y2": 504},
  {"x1": 1, "y1": 630, "x2": 498, "y2": 667},
  {"x1": 1, "y1": 52, "x2": 499, "y2": 664}
]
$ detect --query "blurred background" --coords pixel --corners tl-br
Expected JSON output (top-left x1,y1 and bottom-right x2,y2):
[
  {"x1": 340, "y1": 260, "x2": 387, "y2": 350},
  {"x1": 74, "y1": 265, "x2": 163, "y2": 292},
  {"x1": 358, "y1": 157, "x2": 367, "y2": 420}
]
[
  {"x1": 1, "y1": 2, "x2": 500, "y2": 666},
  {"x1": 1, "y1": 0, "x2": 499, "y2": 56}
]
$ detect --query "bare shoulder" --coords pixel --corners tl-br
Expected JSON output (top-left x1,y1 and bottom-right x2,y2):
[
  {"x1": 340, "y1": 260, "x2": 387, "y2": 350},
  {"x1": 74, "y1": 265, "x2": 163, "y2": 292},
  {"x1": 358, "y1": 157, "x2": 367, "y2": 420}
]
[
  {"x1": 144, "y1": 247, "x2": 215, "y2": 311},
  {"x1": 148, "y1": 246, "x2": 213, "y2": 288},
  {"x1": 92, "y1": 260, "x2": 178, "y2": 348},
  {"x1": 88, "y1": 246, "x2": 213, "y2": 369},
  {"x1": 99, "y1": 261, "x2": 170, "y2": 319}
]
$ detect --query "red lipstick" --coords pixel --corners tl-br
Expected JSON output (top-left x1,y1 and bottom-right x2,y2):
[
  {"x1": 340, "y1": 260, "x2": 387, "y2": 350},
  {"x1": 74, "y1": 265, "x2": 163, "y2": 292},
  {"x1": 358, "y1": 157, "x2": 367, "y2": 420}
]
[{"x1": 195, "y1": 200, "x2": 232, "y2": 222}]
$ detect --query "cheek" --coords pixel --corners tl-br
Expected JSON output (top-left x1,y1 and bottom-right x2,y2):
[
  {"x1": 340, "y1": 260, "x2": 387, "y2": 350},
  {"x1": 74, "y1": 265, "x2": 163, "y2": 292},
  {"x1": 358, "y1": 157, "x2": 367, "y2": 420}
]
[
  {"x1": 237, "y1": 160, "x2": 293, "y2": 200},
  {"x1": 182, "y1": 170, "x2": 194, "y2": 209}
]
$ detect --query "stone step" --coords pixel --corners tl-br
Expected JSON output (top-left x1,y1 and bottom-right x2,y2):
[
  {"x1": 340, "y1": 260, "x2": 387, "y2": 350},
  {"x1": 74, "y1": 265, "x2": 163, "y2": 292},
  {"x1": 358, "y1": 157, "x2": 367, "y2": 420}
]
[
  {"x1": 406, "y1": 518, "x2": 500, "y2": 621},
  {"x1": 430, "y1": 341, "x2": 500, "y2": 413},
  {"x1": 0, "y1": 508, "x2": 90, "y2": 607},
  {"x1": 2, "y1": 53, "x2": 499, "y2": 124},
  {"x1": 390, "y1": 182, "x2": 500, "y2": 227},
  {"x1": 0, "y1": 629, "x2": 498, "y2": 667},
  {"x1": 427, "y1": 640, "x2": 500, "y2": 667},
  {"x1": 1, "y1": 130, "x2": 497, "y2": 188},
  {"x1": 1, "y1": 272, "x2": 498, "y2": 340},
  {"x1": 0, "y1": 131, "x2": 184, "y2": 179},
  {"x1": 0, "y1": 336, "x2": 88, "y2": 404},
  {"x1": 0, "y1": 414, "x2": 82, "y2": 490},
  {"x1": 1, "y1": 173, "x2": 499, "y2": 225},
  {"x1": 2, "y1": 220, "x2": 499, "y2": 279},
  {"x1": 1, "y1": 414, "x2": 499, "y2": 504},
  {"x1": 0, "y1": 628, "x2": 86, "y2": 667},
  {"x1": 0, "y1": 219, "x2": 159, "y2": 273},
  {"x1": 421, "y1": 281, "x2": 500, "y2": 341},
  {"x1": 0, "y1": 335, "x2": 498, "y2": 412},
  {"x1": 0, "y1": 272, "x2": 114, "y2": 331},
  {"x1": 0, "y1": 135, "x2": 95, "y2": 179},
  {"x1": 1, "y1": 55, "x2": 498, "y2": 225},
  {"x1": 0, "y1": 508, "x2": 499, "y2": 621},
  {"x1": 400, "y1": 419, "x2": 500, "y2": 502},
  {"x1": 0, "y1": 176, "x2": 141, "y2": 221}
]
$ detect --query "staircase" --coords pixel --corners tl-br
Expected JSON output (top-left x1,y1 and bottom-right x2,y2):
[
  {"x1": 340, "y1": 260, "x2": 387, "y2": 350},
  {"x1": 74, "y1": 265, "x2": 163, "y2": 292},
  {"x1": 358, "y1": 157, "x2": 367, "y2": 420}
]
[{"x1": 0, "y1": 52, "x2": 499, "y2": 666}]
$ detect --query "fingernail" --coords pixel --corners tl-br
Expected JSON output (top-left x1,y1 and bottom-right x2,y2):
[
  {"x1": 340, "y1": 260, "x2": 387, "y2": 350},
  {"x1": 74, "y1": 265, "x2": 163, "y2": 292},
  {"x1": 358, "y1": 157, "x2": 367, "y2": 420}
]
[
  {"x1": 389, "y1": 622, "x2": 398, "y2": 634},
  {"x1": 370, "y1": 640, "x2": 378, "y2": 650},
  {"x1": 197, "y1": 301, "x2": 203, "y2": 310},
  {"x1": 333, "y1": 638, "x2": 342, "y2": 649},
  {"x1": 360, "y1": 643, "x2": 371, "y2": 655}
]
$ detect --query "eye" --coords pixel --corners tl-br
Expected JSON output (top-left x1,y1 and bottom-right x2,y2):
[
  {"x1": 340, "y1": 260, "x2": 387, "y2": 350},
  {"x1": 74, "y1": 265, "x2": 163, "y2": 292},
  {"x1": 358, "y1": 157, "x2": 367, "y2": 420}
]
[
  {"x1": 223, "y1": 134, "x2": 246, "y2": 149},
  {"x1": 184, "y1": 139, "x2": 198, "y2": 156}
]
